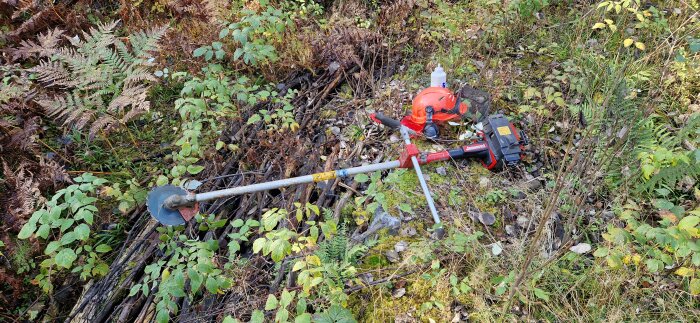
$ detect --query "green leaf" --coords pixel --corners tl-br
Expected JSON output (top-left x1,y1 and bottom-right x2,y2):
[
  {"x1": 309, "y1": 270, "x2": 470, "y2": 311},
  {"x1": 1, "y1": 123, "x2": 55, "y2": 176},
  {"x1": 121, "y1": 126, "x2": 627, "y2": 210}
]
[
  {"x1": 533, "y1": 288, "x2": 550, "y2": 301},
  {"x1": 265, "y1": 294, "x2": 278, "y2": 310},
  {"x1": 295, "y1": 313, "x2": 312, "y2": 323},
  {"x1": 18, "y1": 221, "x2": 37, "y2": 239},
  {"x1": 645, "y1": 258, "x2": 663, "y2": 273},
  {"x1": 60, "y1": 232, "x2": 78, "y2": 245},
  {"x1": 252, "y1": 238, "x2": 265, "y2": 254},
  {"x1": 280, "y1": 289, "x2": 294, "y2": 307},
  {"x1": 354, "y1": 174, "x2": 369, "y2": 183},
  {"x1": 189, "y1": 268, "x2": 203, "y2": 292},
  {"x1": 193, "y1": 47, "x2": 207, "y2": 57},
  {"x1": 128, "y1": 284, "x2": 142, "y2": 297},
  {"x1": 679, "y1": 216, "x2": 700, "y2": 231},
  {"x1": 36, "y1": 224, "x2": 50, "y2": 239},
  {"x1": 74, "y1": 223, "x2": 90, "y2": 241},
  {"x1": 205, "y1": 275, "x2": 219, "y2": 294},
  {"x1": 247, "y1": 114, "x2": 261, "y2": 125},
  {"x1": 250, "y1": 310, "x2": 264, "y2": 323},
  {"x1": 95, "y1": 244, "x2": 112, "y2": 253},
  {"x1": 232, "y1": 219, "x2": 244, "y2": 228},
  {"x1": 593, "y1": 247, "x2": 608, "y2": 257},
  {"x1": 156, "y1": 309, "x2": 170, "y2": 323},
  {"x1": 187, "y1": 165, "x2": 205, "y2": 175},
  {"x1": 45, "y1": 241, "x2": 61, "y2": 255},
  {"x1": 156, "y1": 175, "x2": 169, "y2": 186},
  {"x1": 55, "y1": 248, "x2": 77, "y2": 268},
  {"x1": 654, "y1": 199, "x2": 674, "y2": 210}
]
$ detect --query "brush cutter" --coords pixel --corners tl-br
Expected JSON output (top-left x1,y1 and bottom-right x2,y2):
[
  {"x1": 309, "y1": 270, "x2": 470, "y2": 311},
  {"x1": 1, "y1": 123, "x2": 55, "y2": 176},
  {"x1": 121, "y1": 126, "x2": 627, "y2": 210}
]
[{"x1": 146, "y1": 113, "x2": 527, "y2": 229}]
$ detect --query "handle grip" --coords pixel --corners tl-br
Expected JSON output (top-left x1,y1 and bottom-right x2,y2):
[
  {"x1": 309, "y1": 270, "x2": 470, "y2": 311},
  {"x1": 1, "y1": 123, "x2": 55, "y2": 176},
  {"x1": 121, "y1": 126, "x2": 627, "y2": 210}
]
[
  {"x1": 371, "y1": 113, "x2": 402, "y2": 129},
  {"x1": 370, "y1": 113, "x2": 418, "y2": 136}
]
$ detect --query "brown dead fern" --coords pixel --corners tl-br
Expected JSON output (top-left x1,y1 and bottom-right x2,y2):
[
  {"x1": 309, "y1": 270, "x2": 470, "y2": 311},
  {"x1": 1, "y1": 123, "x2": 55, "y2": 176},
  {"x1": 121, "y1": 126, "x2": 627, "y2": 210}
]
[
  {"x1": 19, "y1": 21, "x2": 167, "y2": 139},
  {"x1": 315, "y1": 23, "x2": 382, "y2": 69},
  {"x1": 1, "y1": 161, "x2": 43, "y2": 232},
  {"x1": 378, "y1": 0, "x2": 416, "y2": 29}
]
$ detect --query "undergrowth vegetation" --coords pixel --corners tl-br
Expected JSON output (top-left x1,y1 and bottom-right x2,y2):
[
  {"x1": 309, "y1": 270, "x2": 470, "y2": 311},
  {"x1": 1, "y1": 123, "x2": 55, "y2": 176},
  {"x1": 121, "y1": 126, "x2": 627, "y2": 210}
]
[{"x1": 1, "y1": 0, "x2": 698, "y2": 321}]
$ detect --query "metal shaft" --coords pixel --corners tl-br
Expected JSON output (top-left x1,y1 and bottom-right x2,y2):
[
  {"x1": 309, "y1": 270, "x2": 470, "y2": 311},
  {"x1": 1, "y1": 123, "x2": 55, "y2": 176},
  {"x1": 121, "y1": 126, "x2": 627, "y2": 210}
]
[
  {"x1": 400, "y1": 127, "x2": 441, "y2": 225},
  {"x1": 193, "y1": 160, "x2": 401, "y2": 203}
]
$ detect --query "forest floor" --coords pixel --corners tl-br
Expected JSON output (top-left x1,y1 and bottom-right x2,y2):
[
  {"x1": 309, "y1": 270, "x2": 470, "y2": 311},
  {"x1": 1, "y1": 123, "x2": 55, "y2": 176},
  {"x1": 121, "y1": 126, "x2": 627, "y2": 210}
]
[{"x1": 1, "y1": 0, "x2": 699, "y2": 322}]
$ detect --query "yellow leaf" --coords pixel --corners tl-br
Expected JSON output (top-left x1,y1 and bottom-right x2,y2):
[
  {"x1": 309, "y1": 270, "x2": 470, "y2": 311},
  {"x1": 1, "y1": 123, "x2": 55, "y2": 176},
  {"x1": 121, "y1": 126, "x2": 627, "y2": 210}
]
[
  {"x1": 623, "y1": 255, "x2": 632, "y2": 265},
  {"x1": 162, "y1": 268, "x2": 170, "y2": 280},
  {"x1": 292, "y1": 260, "x2": 306, "y2": 272},
  {"x1": 623, "y1": 39, "x2": 634, "y2": 47},
  {"x1": 306, "y1": 255, "x2": 321, "y2": 266},
  {"x1": 608, "y1": 24, "x2": 617, "y2": 32},
  {"x1": 632, "y1": 254, "x2": 642, "y2": 266},
  {"x1": 690, "y1": 278, "x2": 700, "y2": 296},
  {"x1": 597, "y1": 1, "x2": 609, "y2": 9},
  {"x1": 604, "y1": 19, "x2": 614, "y2": 25},
  {"x1": 592, "y1": 22, "x2": 606, "y2": 30},
  {"x1": 675, "y1": 267, "x2": 695, "y2": 277},
  {"x1": 615, "y1": 4, "x2": 621, "y2": 13},
  {"x1": 635, "y1": 42, "x2": 646, "y2": 50}
]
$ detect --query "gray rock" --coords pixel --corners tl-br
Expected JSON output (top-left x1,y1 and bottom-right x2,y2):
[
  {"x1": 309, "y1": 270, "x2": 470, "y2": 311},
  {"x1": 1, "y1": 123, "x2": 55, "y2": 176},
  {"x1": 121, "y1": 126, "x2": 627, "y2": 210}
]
[
  {"x1": 436, "y1": 167, "x2": 447, "y2": 176},
  {"x1": 400, "y1": 226, "x2": 417, "y2": 237},
  {"x1": 505, "y1": 225, "x2": 515, "y2": 236},
  {"x1": 512, "y1": 190, "x2": 526, "y2": 200},
  {"x1": 516, "y1": 216, "x2": 530, "y2": 228},
  {"x1": 385, "y1": 250, "x2": 400, "y2": 263},
  {"x1": 478, "y1": 212, "x2": 496, "y2": 226},
  {"x1": 394, "y1": 241, "x2": 408, "y2": 253}
]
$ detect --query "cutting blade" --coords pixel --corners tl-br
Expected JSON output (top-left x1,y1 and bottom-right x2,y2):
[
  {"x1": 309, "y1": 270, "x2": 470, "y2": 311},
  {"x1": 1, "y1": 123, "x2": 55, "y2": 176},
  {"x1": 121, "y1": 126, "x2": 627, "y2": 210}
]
[{"x1": 146, "y1": 185, "x2": 187, "y2": 225}]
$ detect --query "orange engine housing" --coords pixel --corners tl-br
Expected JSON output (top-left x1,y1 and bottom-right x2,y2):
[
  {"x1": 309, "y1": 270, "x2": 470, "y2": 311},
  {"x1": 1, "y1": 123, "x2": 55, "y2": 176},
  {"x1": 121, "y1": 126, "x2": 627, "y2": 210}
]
[{"x1": 400, "y1": 87, "x2": 469, "y2": 132}]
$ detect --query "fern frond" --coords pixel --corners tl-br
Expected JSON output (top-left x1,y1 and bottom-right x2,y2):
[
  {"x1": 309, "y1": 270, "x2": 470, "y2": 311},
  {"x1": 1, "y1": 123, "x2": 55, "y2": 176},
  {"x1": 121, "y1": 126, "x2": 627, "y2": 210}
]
[
  {"x1": 123, "y1": 68, "x2": 156, "y2": 85},
  {"x1": 89, "y1": 115, "x2": 117, "y2": 139},
  {"x1": 8, "y1": 28, "x2": 65, "y2": 61},
  {"x1": 109, "y1": 84, "x2": 149, "y2": 115},
  {"x1": 32, "y1": 60, "x2": 74, "y2": 88},
  {"x1": 641, "y1": 160, "x2": 700, "y2": 192},
  {"x1": 28, "y1": 20, "x2": 164, "y2": 138},
  {"x1": 128, "y1": 25, "x2": 168, "y2": 62}
]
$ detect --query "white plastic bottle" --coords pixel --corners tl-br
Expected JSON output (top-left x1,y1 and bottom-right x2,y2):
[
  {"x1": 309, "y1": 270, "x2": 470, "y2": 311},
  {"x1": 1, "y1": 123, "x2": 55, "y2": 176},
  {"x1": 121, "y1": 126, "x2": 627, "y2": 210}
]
[{"x1": 430, "y1": 64, "x2": 447, "y2": 88}]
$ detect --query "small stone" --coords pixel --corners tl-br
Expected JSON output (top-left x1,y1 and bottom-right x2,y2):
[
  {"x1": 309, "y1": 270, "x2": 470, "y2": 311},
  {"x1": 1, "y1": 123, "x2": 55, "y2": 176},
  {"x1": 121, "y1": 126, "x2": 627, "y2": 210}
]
[
  {"x1": 516, "y1": 216, "x2": 530, "y2": 228},
  {"x1": 491, "y1": 242, "x2": 503, "y2": 256},
  {"x1": 436, "y1": 167, "x2": 447, "y2": 176},
  {"x1": 385, "y1": 250, "x2": 400, "y2": 263},
  {"x1": 330, "y1": 126, "x2": 341, "y2": 136},
  {"x1": 505, "y1": 225, "x2": 515, "y2": 236},
  {"x1": 479, "y1": 176, "x2": 490, "y2": 188},
  {"x1": 512, "y1": 190, "x2": 526, "y2": 200},
  {"x1": 478, "y1": 212, "x2": 496, "y2": 226},
  {"x1": 394, "y1": 241, "x2": 408, "y2": 253},
  {"x1": 392, "y1": 288, "x2": 406, "y2": 298},
  {"x1": 400, "y1": 226, "x2": 416, "y2": 237},
  {"x1": 570, "y1": 243, "x2": 592, "y2": 254},
  {"x1": 525, "y1": 179, "x2": 542, "y2": 192},
  {"x1": 328, "y1": 61, "x2": 340, "y2": 73}
]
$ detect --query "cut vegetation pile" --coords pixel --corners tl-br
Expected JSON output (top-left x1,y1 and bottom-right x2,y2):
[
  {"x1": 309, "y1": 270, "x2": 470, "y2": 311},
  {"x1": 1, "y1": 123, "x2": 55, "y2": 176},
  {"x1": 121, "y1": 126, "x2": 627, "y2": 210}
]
[{"x1": 1, "y1": 0, "x2": 698, "y2": 322}]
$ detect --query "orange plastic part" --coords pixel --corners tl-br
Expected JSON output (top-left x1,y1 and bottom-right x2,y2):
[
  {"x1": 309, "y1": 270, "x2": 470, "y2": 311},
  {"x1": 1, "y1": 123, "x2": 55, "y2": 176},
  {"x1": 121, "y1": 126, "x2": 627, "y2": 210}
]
[{"x1": 406, "y1": 87, "x2": 469, "y2": 125}]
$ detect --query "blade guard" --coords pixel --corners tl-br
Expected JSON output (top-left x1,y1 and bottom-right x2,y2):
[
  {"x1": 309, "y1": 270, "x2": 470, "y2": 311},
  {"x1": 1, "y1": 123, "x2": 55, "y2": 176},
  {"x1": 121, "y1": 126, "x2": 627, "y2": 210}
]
[{"x1": 147, "y1": 185, "x2": 199, "y2": 225}]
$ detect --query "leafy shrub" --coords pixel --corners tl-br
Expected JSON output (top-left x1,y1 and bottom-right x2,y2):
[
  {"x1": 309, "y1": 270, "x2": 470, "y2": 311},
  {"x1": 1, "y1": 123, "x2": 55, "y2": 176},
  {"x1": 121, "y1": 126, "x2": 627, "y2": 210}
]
[
  {"x1": 214, "y1": 6, "x2": 291, "y2": 65},
  {"x1": 18, "y1": 173, "x2": 111, "y2": 292},
  {"x1": 134, "y1": 215, "x2": 230, "y2": 323},
  {"x1": 594, "y1": 202, "x2": 700, "y2": 295}
]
